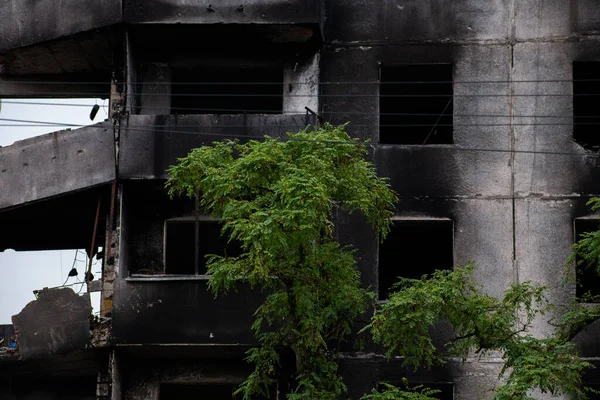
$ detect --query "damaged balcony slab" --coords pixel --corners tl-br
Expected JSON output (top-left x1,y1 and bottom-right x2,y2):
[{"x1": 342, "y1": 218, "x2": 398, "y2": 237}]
[
  {"x1": 118, "y1": 113, "x2": 314, "y2": 179},
  {"x1": 124, "y1": 0, "x2": 322, "y2": 26},
  {"x1": 12, "y1": 288, "x2": 92, "y2": 360},
  {"x1": 0, "y1": 122, "x2": 116, "y2": 211},
  {"x1": 0, "y1": 0, "x2": 122, "y2": 52}
]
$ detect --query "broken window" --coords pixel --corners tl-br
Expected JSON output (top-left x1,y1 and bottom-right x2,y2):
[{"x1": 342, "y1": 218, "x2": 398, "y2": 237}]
[
  {"x1": 164, "y1": 220, "x2": 242, "y2": 275},
  {"x1": 573, "y1": 62, "x2": 600, "y2": 149},
  {"x1": 574, "y1": 219, "x2": 600, "y2": 301},
  {"x1": 171, "y1": 64, "x2": 284, "y2": 115},
  {"x1": 160, "y1": 383, "x2": 276, "y2": 399},
  {"x1": 379, "y1": 64, "x2": 454, "y2": 145},
  {"x1": 378, "y1": 219, "x2": 454, "y2": 300}
]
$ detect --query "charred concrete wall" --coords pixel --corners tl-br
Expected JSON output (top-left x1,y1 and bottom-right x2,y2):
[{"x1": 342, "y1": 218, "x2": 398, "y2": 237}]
[
  {"x1": 118, "y1": 351, "x2": 291, "y2": 400},
  {"x1": 4, "y1": 0, "x2": 600, "y2": 399},
  {"x1": 118, "y1": 114, "x2": 315, "y2": 179},
  {"x1": 110, "y1": 182, "x2": 265, "y2": 345},
  {"x1": 123, "y1": 0, "x2": 322, "y2": 25},
  {"x1": 12, "y1": 288, "x2": 92, "y2": 360},
  {"x1": 318, "y1": 0, "x2": 600, "y2": 398}
]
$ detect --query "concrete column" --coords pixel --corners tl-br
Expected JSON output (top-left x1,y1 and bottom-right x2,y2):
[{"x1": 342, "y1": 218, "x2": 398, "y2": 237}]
[
  {"x1": 139, "y1": 63, "x2": 172, "y2": 115},
  {"x1": 283, "y1": 53, "x2": 320, "y2": 114}
]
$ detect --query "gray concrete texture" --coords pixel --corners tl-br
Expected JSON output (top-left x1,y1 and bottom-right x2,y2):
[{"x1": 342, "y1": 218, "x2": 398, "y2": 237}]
[
  {"x1": 317, "y1": 0, "x2": 600, "y2": 397},
  {"x1": 0, "y1": 0, "x2": 121, "y2": 52},
  {"x1": 124, "y1": 0, "x2": 322, "y2": 25},
  {"x1": 12, "y1": 288, "x2": 92, "y2": 360},
  {"x1": 0, "y1": 122, "x2": 115, "y2": 210},
  {"x1": 0, "y1": 0, "x2": 320, "y2": 53}
]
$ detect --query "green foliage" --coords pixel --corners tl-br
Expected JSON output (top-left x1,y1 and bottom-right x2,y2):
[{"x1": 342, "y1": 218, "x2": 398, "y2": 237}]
[
  {"x1": 366, "y1": 265, "x2": 546, "y2": 368},
  {"x1": 495, "y1": 337, "x2": 591, "y2": 399},
  {"x1": 167, "y1": 122, "x2": 598, "y2": 400},
  {"x1": 361, "y1": 381, "x2": 440, "y2": 400},
  {"x1": 365, "y1": 265, "x2": 592, "y2": 399},
  {"x1": 568, "y1": 197, "x2": 600, "y2": 300},
  {"x1": 166, "y1": 124, "x2": 397, "y2": 400}
]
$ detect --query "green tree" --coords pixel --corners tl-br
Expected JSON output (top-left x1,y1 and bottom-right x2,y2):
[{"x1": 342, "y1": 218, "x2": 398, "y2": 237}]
[
  {"x1": 166, "y1": 124, "x2": 397, "y2": 400},
  {"x1": 167, "y1": 124, "x2": 594, "y2": 400},
  {"x1": 364, "y1": 266, "x2": 592, "y2": 400}
]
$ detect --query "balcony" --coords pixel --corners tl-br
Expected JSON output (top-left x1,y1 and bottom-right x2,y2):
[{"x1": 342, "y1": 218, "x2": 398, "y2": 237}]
[
  {"x1": 0, "y1": 0, "x2": 122, "y2": 53},
  {"x1": 0, "y1": 122, "x2": 115, "y2": 211}
]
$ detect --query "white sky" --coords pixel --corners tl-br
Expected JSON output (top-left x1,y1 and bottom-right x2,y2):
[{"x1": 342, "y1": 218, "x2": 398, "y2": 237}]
[{"x1": 0, "y1": 98, "x2": 109, "y2": 323}]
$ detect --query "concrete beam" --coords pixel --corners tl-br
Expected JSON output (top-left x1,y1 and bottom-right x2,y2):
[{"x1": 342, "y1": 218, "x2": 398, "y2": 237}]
[{"x1": 124, "y1": 0, "x2": 322, "y2": 25}]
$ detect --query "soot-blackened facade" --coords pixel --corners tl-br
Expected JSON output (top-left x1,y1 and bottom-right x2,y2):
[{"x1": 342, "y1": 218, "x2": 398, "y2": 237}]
[{"x1": 2, "y1": 1, "x2": 600, "y2": 399}]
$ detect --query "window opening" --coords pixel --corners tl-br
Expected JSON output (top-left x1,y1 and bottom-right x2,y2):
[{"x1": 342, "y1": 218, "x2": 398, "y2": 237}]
[
  {"x1": 574, "y1": 219, "x2": 600, "y2": 301},
  {"x1": 378, "y1": 219, "x2": 453, "y2": 300},
  {"x1": 171, "y1": 65, "x2": 284, "y2": 115},
  {"x1": 160, "y1": 383, "x2": 276, "y2": 399},
  {"x1": 379, "y1": 64, "x2": 453, "y2": 145},
  {"x1": 164, "y1": 220, "x2": 242, "y2": 275},
  {"x1": 573, "y1": 62, "x2": 600, "y2": 149}
]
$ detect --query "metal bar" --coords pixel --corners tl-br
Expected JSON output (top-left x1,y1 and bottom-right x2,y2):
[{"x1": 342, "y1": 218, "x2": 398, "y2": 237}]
[{"x1": 88, "y1": 198, "x2": 102, "y2": 283}]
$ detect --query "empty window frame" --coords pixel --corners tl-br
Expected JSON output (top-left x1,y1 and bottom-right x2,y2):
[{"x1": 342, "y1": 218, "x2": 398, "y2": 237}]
[
  {"x1": 160, "y1": 383, "x2": 277, "y2": 399},
  {"x1": 378, "y1": 219, "x2": 454, "y2": 300},
  {"x1": 164, "y1": 219, "x2": 242, "y2": 275},
  {"x1": 379, "y1": 64, "x2": 454, "y2": 145},
  {"x1": 574, "y1": 219, "x2": 600, "y2": 300},
  {"x1": 171, "y1": 65, "x2": 284, "y2": 115},
  {"x1": 573, "y1": 62, "x2": 600, "y2": 149}
]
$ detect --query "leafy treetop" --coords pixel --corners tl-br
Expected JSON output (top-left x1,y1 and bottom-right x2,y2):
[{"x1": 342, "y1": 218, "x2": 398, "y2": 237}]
[{"x1": 166, "y1": 124, "x2": 397, "y2": 400}]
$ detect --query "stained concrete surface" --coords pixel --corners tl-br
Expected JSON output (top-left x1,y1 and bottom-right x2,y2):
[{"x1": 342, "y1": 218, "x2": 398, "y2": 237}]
[{"x1": 12, "y1": 288, "x2": 92, "y2": 360}]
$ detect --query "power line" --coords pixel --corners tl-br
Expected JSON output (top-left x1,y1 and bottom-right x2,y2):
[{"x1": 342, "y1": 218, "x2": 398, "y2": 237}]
[
  {"x1": 0, "y1": 118, "x2": 83, "y2": 127},
  {"x1": 0, "y1": 101, "x2": 591, "y2": 119},
  {"x1": 3, "y1": 117, "x2": 600, "y2": 158},
  {"x1": 1, "y1": 100, "x2": 109, "y2": 108},
  {"x1": 1, "y1": 92, "x2": 595, "y2": 97},
  {"x1": 6, "y1": 118, "x2": 600, "y2": 128},
  {"x1": 5, "y1": 102, "x2": 600, "y2": 119},
  {"x1": 1, "y1": 79, "x2": 600, "y2": 85},
  {"x1": 117, "y1": 125, "x2": 600, "y2": 158}
]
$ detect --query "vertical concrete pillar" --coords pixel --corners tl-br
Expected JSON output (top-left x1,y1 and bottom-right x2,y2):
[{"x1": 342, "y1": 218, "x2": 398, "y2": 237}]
[
  {"x1": 125, "y1": 30, "x2": 139, "y2": 115},
  {"x1": 139, "y1": 63, "x2": 172, "y2": 115},
  {"x1": 283, "y1": 53, "x2": 320, "y2": 114}
]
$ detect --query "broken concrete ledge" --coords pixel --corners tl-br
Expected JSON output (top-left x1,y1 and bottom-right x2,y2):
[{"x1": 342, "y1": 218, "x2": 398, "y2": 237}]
[{"x1": 11, "y1": 288, "x2": 92, "y2": 360}]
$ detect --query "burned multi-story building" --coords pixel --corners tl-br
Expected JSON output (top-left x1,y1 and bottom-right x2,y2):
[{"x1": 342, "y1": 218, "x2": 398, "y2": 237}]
[{"x1": 2, "y1": 1, "x2": 600, "y2": 399}]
